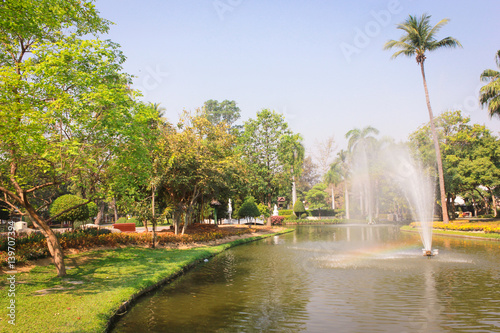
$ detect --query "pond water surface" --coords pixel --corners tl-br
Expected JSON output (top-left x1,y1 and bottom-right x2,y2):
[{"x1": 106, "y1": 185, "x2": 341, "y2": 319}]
[{"x1": 113, "y1": 225, "x2": 500, "y2": 332}]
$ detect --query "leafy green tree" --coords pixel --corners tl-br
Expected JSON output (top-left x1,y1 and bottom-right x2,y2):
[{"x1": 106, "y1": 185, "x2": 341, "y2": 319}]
[
  {"x1": 324, "y1": 160, "x2": 342, "y2": 210},
  {"x1": 158, "y1": 111, "x2": 242, "y2": 234},
  {"x1": 444, "y1": 122, "x2": 500, "y2": 217},
  {"x1": 306, "y1": 183, "x2": 329, "y2": 209},
  {"x1": 257, "y1": 202, "x2": 271, "y2": 219},
  {"x1": 239, "y1": 109, "x2": 304, "y2": 226},
  {"x1": 384, "y1": 14, "x2": 462, "y2": 223},
  {"x1": 87, "y1": 202, "x2": 99, "y2": 220},
  {"x1": 50, "y1": 195, "x2": 89, "y2": 230},
  {"x1": 410, "y1": 110, "x2": 500, "y2": 217},
  {"x1": 203, "y1": 99, "x2": 241, "y2": 127},
  {"x1": 0, "y1": 0, "x2": 141, "y2": 276},
  {"x1": 293, "y1": 200, "x2": 306, "y2": 219},
  {"x1": 480, "y1": 50, "x2": 500, "y2": 118},
  {"x1": 238, "y1": 197, "x2": 260, "y2": 223},
  {"x1": 108, "y1": 101, "x2": 162, "y2": 245},
  {"x1": 329, "y1": 150, "x2": 351, "y2": 218}
]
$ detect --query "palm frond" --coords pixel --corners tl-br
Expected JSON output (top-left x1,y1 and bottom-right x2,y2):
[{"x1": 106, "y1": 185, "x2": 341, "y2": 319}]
[
  {"x1": 480, "y1": 69, "x2": 500, "y2": 82},
  {"x1": 428, "y1": 18, "x2": 450, "y2": 38},
  {"x1": 430, "y1": 37, "x2": 462, "y2": 50}
]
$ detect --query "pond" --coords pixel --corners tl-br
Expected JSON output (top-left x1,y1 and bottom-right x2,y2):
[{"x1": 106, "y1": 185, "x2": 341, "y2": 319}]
[{"x1": 113, "y1": 225, "x2": 500, "y2": 332}]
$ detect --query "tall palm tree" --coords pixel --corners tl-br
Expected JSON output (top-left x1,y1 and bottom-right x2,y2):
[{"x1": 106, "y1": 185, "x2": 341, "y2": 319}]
[
  {"x1": 324, "y1": 162, "x2": 342, "y2": 210},
  {"x1": 384, "y1": 14, "x2": 462, "y2": 223},
  {"x1": 480, "y1": 50, "x2": 500, "y2": 118},
  {"x1": 328, "y1": 150, "x2": 351, "y2": 219},
  {"x1": 345, "y1": 126, "x2": 379, "y2": 152}
]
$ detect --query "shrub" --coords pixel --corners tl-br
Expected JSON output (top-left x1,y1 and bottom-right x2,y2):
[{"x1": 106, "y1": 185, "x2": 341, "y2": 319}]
[
  {"x1": 271, "y1": 216, "x2": 285, "y2": 225},
  {"x1": 257, "y1": 203, "x2": 270, "y2": 218},
  {"x1": 0, "y1": 223, "x2": 257, "y2": 266},
  {"x1": 127, "y1": 217, "x2": 142, "y2": 226},
  {"x1": 310, "y1": 209, "x2": 335, "y2": 217},
  {"x1": 116, "y1": 217, "x2": 128, "y2": 223},
  {"x1": 238, "y1": 197, "x2": 260, "y2": 221},
  {"x1": 293, "y1": 201, "x2": 306, "y2": 218},
  {"x1": 286, "y1": 215, "x2": 297, "y2": 221},
  {"x1": 50, "y1": 194, "x2": 89, "y2": 229},
  {"x1": 278, "y1": 209, "x2": 294, "y2": 216}
]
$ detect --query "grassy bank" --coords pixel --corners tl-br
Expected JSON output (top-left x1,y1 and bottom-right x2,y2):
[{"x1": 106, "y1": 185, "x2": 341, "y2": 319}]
[
  {"x1": 0, "y1": 230, "x2": 292, "y2": 333},
  {"x1": 400, "y1": 225, "x2": 500, "y2": 241}
]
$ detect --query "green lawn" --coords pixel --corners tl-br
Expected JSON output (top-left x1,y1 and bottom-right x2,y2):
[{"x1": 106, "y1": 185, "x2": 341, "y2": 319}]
[{"x1": 0, "y1": 231, "x2": 291, "y2": 333}]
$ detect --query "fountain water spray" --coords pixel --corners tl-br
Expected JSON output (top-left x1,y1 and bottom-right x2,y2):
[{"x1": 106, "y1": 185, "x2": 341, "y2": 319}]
[
  {"x1": 351, "y1": 144, "x2": 374, "y2": 224},
  {"x1": 384, "y1": 147, "x2": 436, "y2": 256}
]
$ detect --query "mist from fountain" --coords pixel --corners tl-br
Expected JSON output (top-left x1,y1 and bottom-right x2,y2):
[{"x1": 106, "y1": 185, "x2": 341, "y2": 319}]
[
  {"x1": 383, "y1": 146, "x2": 435, "y2": 252},
  {"x1": 349, "y1": 142, "x2": 435, "y2": 252},
  {"x1": 351, "y1": 144, "x2": 374, "y2": 224}
]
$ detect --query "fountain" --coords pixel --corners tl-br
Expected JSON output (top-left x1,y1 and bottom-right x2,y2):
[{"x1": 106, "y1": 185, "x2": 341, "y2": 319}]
[
  {"x1": 350, "y1": 143, "x2": 374, "y2": 224},
  {"x1": 350, "y1": 142, "x2": 437, "y2": 256},
  {"x1": 383, "y1": 146, "x2": 436, "y2": 256}
]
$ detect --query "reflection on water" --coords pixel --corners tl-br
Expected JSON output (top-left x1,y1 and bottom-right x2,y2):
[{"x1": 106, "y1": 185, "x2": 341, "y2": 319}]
[{"x1": 113, "y1": 225, "x2": 500, "y2": 332}]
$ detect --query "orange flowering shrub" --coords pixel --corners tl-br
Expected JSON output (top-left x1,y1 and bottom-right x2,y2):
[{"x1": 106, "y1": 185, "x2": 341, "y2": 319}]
[
  {"x1": 1, "y1": 224, "x2": 256, "y2": 266},
  {"x1": 409, "y1": 221, "x2": 500, "y2": 234}
]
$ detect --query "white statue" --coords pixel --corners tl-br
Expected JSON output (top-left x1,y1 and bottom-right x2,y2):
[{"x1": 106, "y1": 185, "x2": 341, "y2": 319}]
[
  {"x1": 272, "y1": 204, "x2": 279, "y2": 216},
  {"x1": 228, "y1": 199, "x2": 232, "y2": 220}
]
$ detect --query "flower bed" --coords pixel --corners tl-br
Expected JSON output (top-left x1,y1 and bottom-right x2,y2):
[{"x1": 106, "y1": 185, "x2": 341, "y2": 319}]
[
  {"x1": 0, "y1": 224, "x2": 256, "y2": 266},
  {"x1": 409, "y1": 221, "x2": 500, "y2": 234}
]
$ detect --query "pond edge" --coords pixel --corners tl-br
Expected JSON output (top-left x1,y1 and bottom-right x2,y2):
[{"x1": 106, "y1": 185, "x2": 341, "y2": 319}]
[{"x1": 105, "y1": 228, "x2": 294, "y2": 332}]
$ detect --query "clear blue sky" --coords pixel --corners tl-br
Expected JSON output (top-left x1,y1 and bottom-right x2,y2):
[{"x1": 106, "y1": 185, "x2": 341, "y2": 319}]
[{"x1": 94, "y1": 0, "x2": 500, "y2": 155}]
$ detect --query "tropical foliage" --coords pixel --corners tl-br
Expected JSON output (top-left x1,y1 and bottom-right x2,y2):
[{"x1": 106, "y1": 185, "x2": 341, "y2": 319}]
[{"x1": 480, "y1": 50, "x2": 500, "y2": 118}]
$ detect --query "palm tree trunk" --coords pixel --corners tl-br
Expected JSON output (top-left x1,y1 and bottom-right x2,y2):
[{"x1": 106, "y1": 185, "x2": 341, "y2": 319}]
[
  {"x1": 331, "y1": 186, "x2": 335, "y2": 210},
  {"x1": 420, "y1": 62, "x2": 449, "y2": 223},
  {"x1": 345, "y1": 181, "x2": 350, "y2": 219}
]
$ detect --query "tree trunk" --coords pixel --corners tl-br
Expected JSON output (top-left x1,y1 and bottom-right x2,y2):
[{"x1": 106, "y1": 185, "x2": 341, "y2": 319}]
[
  {"x1": 112, "y1": 196, "x2": 118, "y2": 222},
  {"x1": 448, "y1": 193, "x2": 456, "y2": 220},
  {"x1": 94, "y1": 201, "x2": 105, "y2": 225},
  {"x1": 420, "y1": 62, "x2": 449, "y2": 223},
  {"x1": 24, "y1": 202, "x2": 66, "y2": 276},
  {"x1": 173, "y1": 211, "x2": 180, "y2": 235},
  {"x1": 151, "y1": 186, "x2": 156, "y2": 248},
  {"x1": 493, "y1": 194, "x2": 498, "y2": 217},
  {"x1": 267, "y1": 194, "x2": 272, "y2": 227},
  {"x1": 181, "y1": 211, "x2": 189, "y2": 235}
]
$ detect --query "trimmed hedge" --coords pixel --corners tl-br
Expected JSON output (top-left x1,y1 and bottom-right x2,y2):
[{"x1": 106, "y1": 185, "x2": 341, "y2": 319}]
[
  {"x1": 309, "y1": 209, "x2": 335, "y2": 217},
  {"x1": 278, "y1": 209, "x2": 294, "y2": 216}
]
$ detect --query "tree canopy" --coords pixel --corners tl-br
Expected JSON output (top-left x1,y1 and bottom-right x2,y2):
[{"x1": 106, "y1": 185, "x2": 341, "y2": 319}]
[
  {"x1": 480, "y1": 50, "x2": 500, "y2": 118},
  {"x1": 0, "y1": 0, "x2": 150, "y2": 276},
  {"x1": 238, "y1": 109, "x2": 304, "y2": 225}
]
